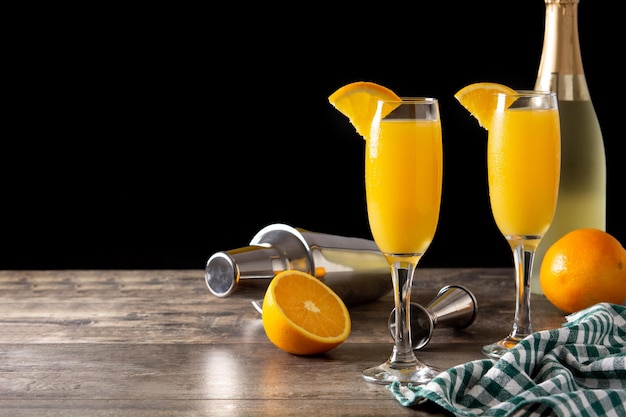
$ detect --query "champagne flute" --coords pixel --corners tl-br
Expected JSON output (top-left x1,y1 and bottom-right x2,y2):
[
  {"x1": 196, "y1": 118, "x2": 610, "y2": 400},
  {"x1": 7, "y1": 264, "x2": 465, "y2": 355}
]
[
  {"x1": 482, "y1": 90, "x2": 560, "y2": 359},
  {"x1": 361, "y1": 97, "x2": 443, "y2": 385}
]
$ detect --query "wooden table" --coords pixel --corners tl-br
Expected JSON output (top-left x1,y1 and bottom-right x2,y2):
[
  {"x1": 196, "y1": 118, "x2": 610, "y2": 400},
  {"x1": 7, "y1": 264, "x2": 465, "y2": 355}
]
[{"x1": 0, "y1": 269, "x2": 567, "y2": 416}]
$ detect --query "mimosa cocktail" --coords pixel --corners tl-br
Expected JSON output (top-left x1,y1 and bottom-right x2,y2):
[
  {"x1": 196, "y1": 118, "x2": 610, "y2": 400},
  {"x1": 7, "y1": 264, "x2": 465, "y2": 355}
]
[
  {"x1": 483, "y1": 91, "x2": 560, "y2": 359},
  {"x1": 362, "y1": 97, "x2": 443, "y2": 385}
]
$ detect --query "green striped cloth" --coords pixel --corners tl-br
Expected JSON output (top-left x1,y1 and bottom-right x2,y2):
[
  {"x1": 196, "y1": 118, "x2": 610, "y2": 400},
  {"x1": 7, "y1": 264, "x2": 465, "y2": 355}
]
[{"x1": 388, "y1": 302, "x2": 626, "y2": 417}]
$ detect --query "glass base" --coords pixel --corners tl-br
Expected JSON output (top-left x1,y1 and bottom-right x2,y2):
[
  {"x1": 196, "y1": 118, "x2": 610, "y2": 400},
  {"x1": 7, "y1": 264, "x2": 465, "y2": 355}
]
[
  {"x1": 482, "y1": 335, "x2": 523, "y2": 360},
  {"x1": 362, "y1": 359, "x2": 440, "y2": 385}
]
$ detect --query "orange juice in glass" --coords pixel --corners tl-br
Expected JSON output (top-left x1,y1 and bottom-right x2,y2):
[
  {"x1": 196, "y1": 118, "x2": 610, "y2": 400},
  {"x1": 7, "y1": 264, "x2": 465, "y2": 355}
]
[
  {"x1": 488, "y1": 105, "x2": 560, "y2": 237},
  {"x1": 366, "y1": 119, "x2": 443, "y2": 256},
  {"x1": 483, "y1": 90, "x2": 560, "y2": 359},
  {"x1": 362, "y1": 97, "x2": 443, "y2": 385}
]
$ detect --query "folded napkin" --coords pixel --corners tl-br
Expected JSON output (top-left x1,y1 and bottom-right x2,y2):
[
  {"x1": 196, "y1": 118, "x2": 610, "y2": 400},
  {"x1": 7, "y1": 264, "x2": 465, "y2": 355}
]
[{"x1": 388, "y1": 302, "x2": 626, "y2": 417}]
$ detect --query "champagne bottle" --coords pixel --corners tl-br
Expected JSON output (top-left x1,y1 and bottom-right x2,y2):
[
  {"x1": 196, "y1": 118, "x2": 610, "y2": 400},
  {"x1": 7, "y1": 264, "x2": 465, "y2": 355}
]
[{"x1": 532, "y1": 0, "x2": 607, "y2": 294}]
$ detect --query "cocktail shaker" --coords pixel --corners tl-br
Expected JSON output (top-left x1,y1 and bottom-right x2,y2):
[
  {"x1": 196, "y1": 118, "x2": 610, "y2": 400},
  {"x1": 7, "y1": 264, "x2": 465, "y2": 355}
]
[{"x1": 205, "y1": 223, "x2": 392, "y2": 306}]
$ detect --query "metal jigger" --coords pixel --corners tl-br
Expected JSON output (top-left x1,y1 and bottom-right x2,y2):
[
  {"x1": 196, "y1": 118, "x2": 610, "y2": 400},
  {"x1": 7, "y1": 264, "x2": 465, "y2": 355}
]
[{"x1": 388, "y1": 285, "x2": 478, "y2": 350}]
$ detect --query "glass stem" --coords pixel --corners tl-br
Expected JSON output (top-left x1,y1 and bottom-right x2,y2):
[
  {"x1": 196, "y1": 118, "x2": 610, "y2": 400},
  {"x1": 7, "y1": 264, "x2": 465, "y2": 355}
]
[
  {"x1": 508, "y1": 238, "x2": 540, "y2": 340},
  {"x1": 388, "y1": 260, "x2": 418, "y2": 365}
]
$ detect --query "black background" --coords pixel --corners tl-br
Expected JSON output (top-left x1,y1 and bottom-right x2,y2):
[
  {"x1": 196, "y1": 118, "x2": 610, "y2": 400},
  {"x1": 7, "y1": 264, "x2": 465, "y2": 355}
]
[{"x1": 3, "y1": 2, "x2": 623, "y2": 270}]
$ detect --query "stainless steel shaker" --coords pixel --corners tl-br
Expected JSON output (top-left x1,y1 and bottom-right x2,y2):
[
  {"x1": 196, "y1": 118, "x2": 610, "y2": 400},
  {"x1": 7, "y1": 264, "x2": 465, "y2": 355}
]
[{"x1": 205, "y1": 223, "x2": 392, "y2": 306}]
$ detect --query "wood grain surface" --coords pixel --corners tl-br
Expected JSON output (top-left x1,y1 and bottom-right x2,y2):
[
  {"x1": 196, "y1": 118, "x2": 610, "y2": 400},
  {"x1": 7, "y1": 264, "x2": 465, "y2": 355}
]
[{"x1": 0, "y1": 269, "x2": 567, "y2": 416}]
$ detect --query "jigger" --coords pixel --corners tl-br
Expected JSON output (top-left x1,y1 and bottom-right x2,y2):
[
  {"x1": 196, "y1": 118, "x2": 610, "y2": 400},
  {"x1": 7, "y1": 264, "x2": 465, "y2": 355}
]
[{"x1": 389, "y1": 285, "x2": 477, "y2": 350}]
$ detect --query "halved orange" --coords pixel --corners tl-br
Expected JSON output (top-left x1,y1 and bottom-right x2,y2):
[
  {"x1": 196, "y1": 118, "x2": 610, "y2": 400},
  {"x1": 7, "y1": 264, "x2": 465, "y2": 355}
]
[
  {"x1": 328, "y1": 81, "x2": 400, "y2": 140},
  {"x1": 454, "y1": 82, "x2": 517, "y2": 130},
  {"x1": 262, "y1": 270, "x2": 351, "y2": 355}
]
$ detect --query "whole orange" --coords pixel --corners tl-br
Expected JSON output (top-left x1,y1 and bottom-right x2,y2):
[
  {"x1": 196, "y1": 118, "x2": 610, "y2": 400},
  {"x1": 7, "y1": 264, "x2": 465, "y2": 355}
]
[{"x1": 540, "y1": 228, "x2": 626, "y2": 313}]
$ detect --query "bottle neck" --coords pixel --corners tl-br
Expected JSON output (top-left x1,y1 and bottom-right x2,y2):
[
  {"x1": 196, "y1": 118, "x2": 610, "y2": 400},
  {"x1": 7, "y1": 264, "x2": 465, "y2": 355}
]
[{"x1": 535, "y1": 0, "x2": 590, "y2": 100}]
